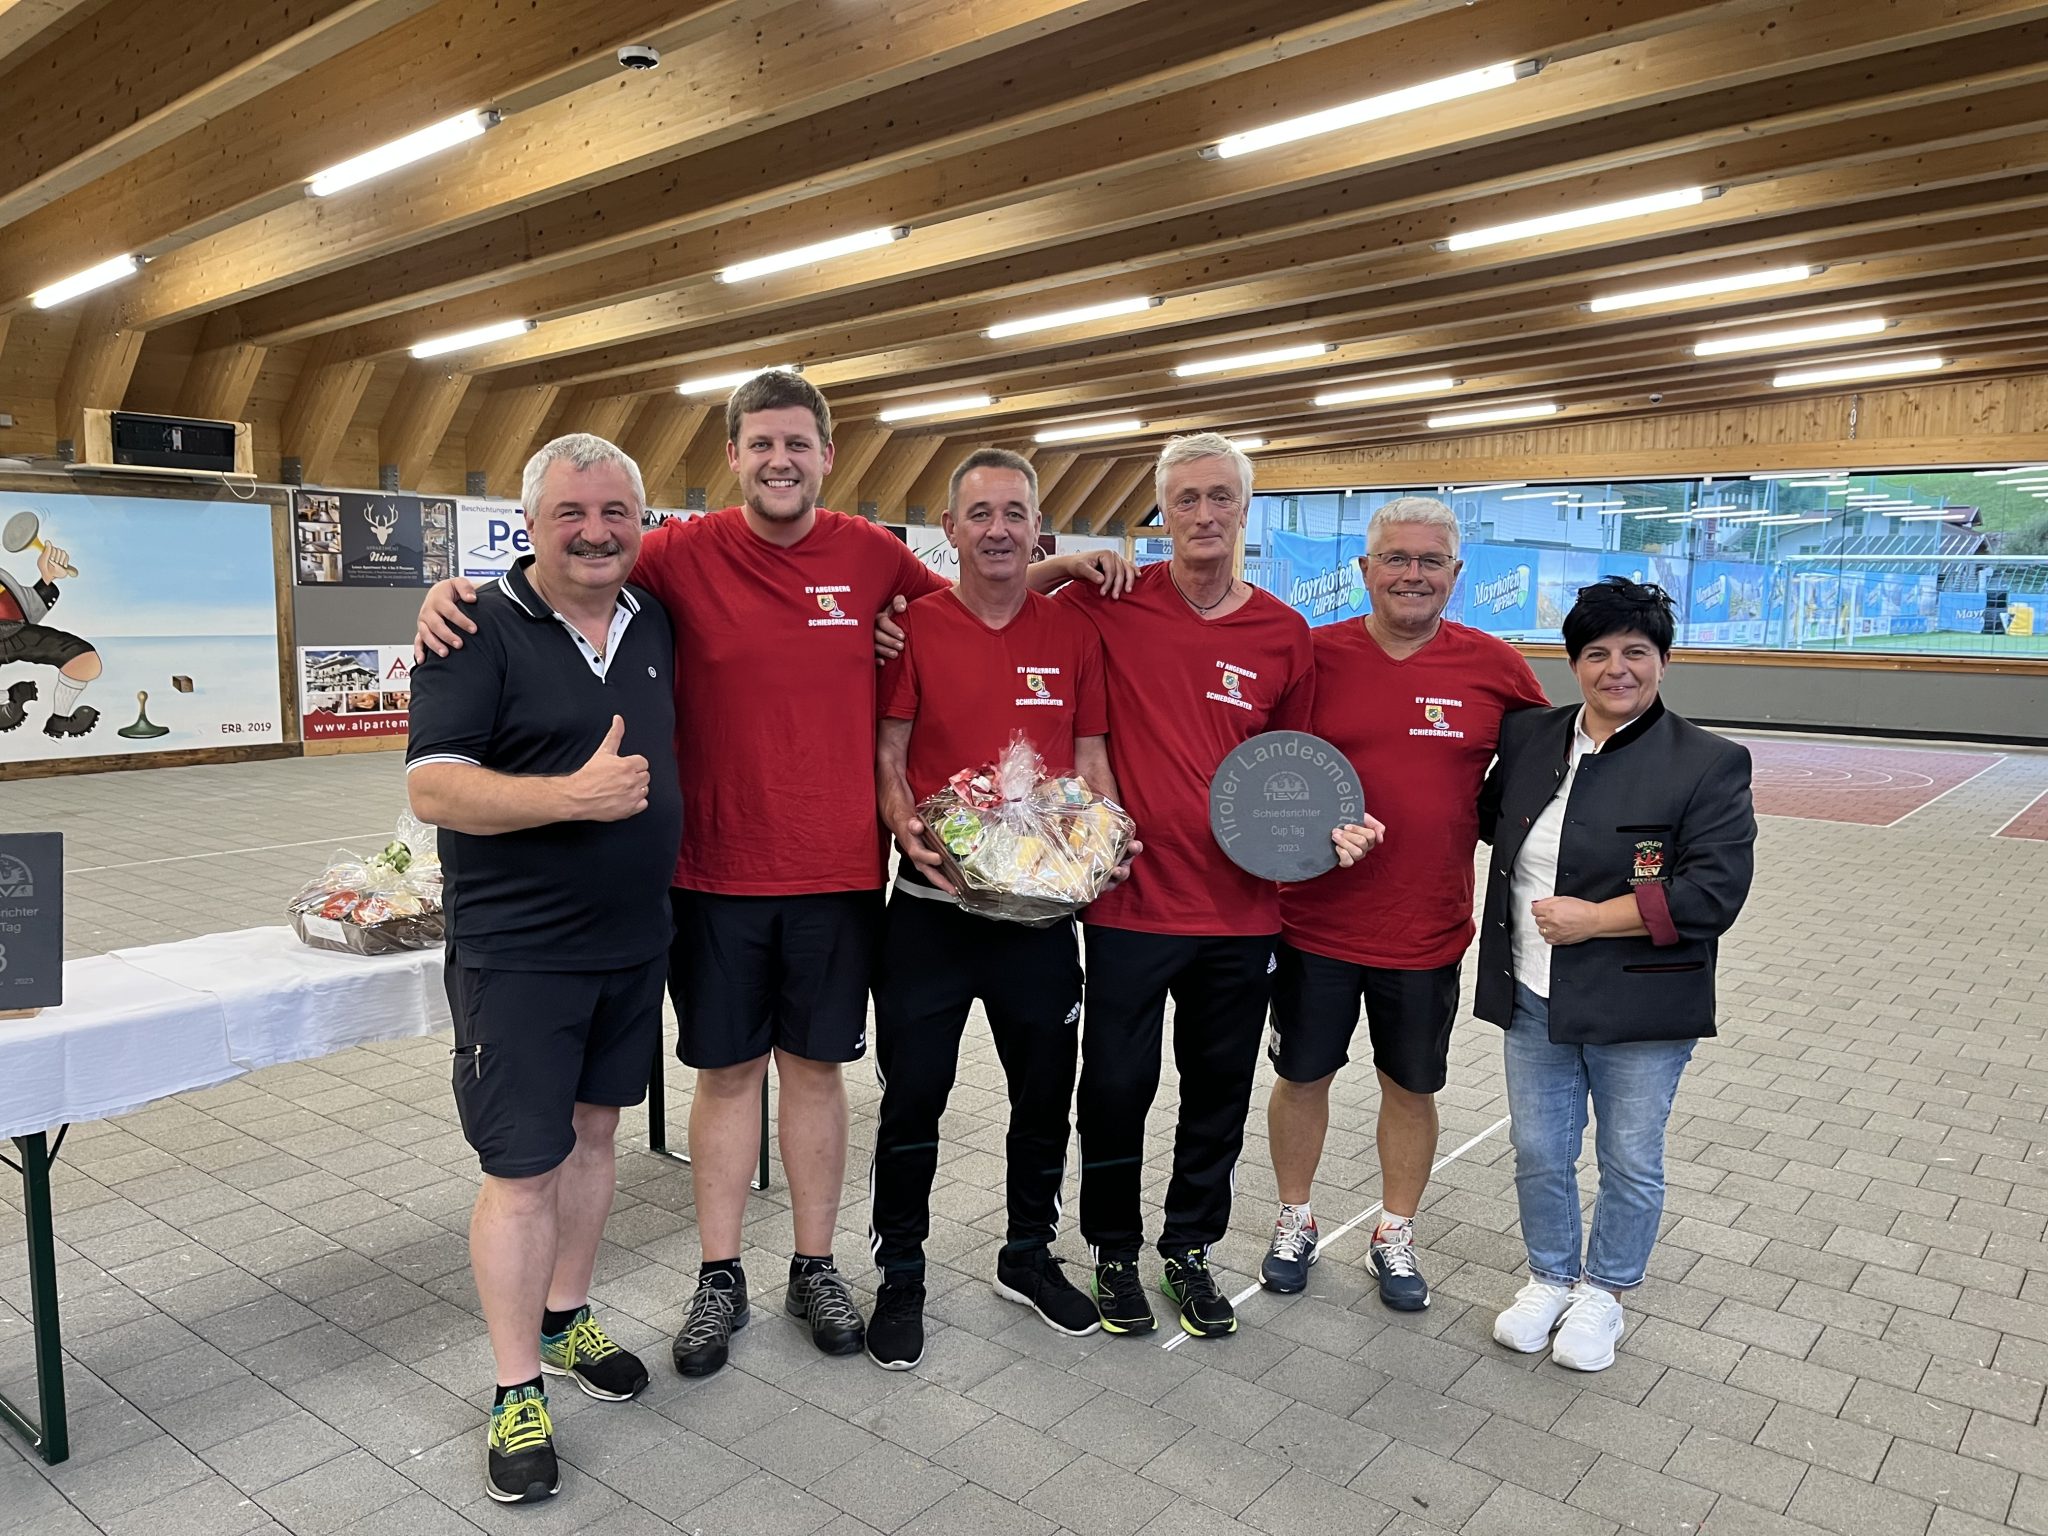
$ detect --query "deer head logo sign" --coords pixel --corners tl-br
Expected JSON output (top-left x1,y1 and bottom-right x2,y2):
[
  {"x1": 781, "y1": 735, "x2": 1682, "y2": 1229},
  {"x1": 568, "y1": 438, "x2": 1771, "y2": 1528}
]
[{"x1": 363, "y1": 501, "x2": 400, "y2": 546}]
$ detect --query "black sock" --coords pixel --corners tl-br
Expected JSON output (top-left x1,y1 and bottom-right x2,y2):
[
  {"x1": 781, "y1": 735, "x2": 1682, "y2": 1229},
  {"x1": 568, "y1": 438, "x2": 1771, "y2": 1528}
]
[
  {"x1": 494, "y1": 1375, "x2": 542, "y2": 1408},
  {"x1": 790, "y1": 1252, "x2": 835, "y2": 1279},
  {"x1": 540, "y1": 1304, "x2": 582, "y2": 1337},
  {"x1": 700, "y1": 1258, "x2": 744, "y2": 1289}
]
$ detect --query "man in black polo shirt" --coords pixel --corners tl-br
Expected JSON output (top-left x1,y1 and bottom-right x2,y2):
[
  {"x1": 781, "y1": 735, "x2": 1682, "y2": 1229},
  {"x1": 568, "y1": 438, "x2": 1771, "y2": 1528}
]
[{"x1": 407, "y1": 433, "x2": 681, "y2": 1505}]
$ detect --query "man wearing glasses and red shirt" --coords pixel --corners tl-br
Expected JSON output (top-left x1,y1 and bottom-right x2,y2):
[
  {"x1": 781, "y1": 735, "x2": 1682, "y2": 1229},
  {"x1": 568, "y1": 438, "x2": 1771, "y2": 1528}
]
[{"x1": 1261, "y1": 496, "x2": 1547, "y2": 1311}]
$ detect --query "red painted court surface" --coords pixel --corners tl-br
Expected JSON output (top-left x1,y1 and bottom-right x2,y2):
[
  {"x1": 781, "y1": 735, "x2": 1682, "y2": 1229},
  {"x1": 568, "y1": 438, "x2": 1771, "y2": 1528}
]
[
  {"x1": 1999, "y1": 790, "x2": 2048, "y2": 841},
  {"x1": 1739, "y1": 739, "x2": 2004, "y2": 826}
]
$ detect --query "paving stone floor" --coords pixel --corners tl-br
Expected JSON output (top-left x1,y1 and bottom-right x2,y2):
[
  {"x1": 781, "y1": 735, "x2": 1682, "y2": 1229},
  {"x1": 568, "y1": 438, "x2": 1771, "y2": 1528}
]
[{"x1": 3, "y1": 739, "x2": 2048, "y2": 1536}]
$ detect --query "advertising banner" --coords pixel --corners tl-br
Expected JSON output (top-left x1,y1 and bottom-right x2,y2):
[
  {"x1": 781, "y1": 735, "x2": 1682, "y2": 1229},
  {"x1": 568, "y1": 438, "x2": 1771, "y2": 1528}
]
[
  {"x1": 453, "y1": 497, "x2": 528, "y2": 582},
  {"x1": 293, "y1": 490, "x2": 452, "y2": 587},
  {"x1": 299, "y1": 645, "x2": 412, "y2": 739},
  {"x1": 1460, "y1": 543, "x2": 1540, "y2": 636},
  {"x1": 1939, "y1": 591, "x2": 1987, "y2": 632},
  {"x1": 904, "y1": 525, "x2": 1055, "y2": 577},
  {"x1": 1269, "y1": 529, "x2": 1367, "y2": 628},
  {"x1": 0, "y1": 487, "x2": 287, "y2": 764}
]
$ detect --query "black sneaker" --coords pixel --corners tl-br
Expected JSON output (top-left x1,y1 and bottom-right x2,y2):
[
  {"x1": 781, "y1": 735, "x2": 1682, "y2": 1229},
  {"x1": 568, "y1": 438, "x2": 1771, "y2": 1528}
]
[
  {"x1": 485, "y1": 1385, "x2": 558, "y2": 1504},
  {"x1": 1259, "y1": 1209, "x2": 1319, "y2": 1294},
  {"x1": 0, "y1": 680, "x2": 34, "y2": 732},
  {"x1": 540, "y1": 1305, "x2": 649, "y2": 1400},
  {"x1": 672, "y1": 1274, "x2": 749, "y2": 1377},
  {"x1": 1366, "y1": 1226, "x2": 1430, "y2": 1311},
  {"x1": 994, "y1": 1246, "x2": 1101, "y2": 1337},
  {"x1": 786, "y1": 1265, "x2": 865, "y2": 1356},
  {"x1": 1090, "y1": 1257, "x2": 1157, "y2": 1336},
  {"x1": 1160, "y1": 1249, "x2": 1236, "y2": 1338},
  {"x1": 866, "y1": 1275, "x2": 927, "y2": 1370}
]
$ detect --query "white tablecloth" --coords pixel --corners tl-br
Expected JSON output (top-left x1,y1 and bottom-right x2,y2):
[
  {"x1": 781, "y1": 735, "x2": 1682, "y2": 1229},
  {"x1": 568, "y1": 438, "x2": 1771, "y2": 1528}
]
[{"x1": 0, "y1": 927, "x2": 449, "y2": 1140}]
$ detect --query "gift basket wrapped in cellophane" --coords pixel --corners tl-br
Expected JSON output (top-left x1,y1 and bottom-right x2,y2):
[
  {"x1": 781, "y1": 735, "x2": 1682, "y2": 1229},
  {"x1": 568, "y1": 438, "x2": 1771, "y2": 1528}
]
[
  {"x1": 288, "y1": 812, "x2": 445, "y2": 955},
  {"x1": 917, "y1": 733, "x2": 1135, "y2": 925}
]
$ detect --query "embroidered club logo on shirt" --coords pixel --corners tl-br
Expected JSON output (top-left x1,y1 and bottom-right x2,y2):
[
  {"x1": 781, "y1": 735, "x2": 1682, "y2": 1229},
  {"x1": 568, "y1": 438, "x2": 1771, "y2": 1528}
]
[
  {"x1": 1207, "y1": 660, "x2": 1257, "y2": 711},
  {"x1": 806, "y1": 584, "x2": 858, "y2": 627},
  {"x1": 1016, "y1": 665, "x2": 1064, "y2": 707},
  {"x1": 1409, "y1": 694, "x2": 1467, "y2": 739}
]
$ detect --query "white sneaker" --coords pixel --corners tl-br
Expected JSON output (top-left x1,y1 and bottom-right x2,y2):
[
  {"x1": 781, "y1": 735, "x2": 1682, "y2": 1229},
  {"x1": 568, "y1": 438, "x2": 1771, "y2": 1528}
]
[
  {"x1": 1492, "y1": 1279, "x2": 1577, "y2": 1352},
  {"x1": 1550, "y1": 1284, "x2": 1625, "y2": 1371}
]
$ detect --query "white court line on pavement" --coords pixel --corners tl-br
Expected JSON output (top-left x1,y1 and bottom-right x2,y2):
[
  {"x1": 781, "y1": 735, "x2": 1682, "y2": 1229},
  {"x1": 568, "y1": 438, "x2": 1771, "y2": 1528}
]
[
  {"x1": 1160, "y1": 1111, "x2": 1513, "y2": 1351},
  {"x1": 70, "y1": 832, "x2": 390, "y2": 875},
  {"x1": 1885, "y1": 753, "x2": 2007, "y2": 827},
  {"x1": 1991, "y1": 785, "x2": 2048, "y2": 841}
]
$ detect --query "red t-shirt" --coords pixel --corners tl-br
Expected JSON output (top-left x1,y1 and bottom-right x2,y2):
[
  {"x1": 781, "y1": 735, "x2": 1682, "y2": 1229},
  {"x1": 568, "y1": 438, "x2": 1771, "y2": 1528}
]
[
  {"x1": 1280, "y1": 618, "x2": 1547, "y2": 969},
  {"x1": 631, "y1": 507, "x2": 947, "y2": 894},
  {"x1": 880, "y1": 587, "x2": 1108, "y2": 801},
  {"x1": 1058, "y1": 562, "x2": 1314, "y2": 936}
]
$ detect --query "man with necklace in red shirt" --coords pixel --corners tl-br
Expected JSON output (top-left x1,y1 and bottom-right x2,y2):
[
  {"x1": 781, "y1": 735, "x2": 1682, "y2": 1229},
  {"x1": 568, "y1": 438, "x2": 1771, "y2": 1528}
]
[
  {"x1": 865, "y1": 448, "x2": 1138, "y2": 1369},
  {"x1": 1058, "y1": 433, "x2": 1333, "y2": 1340},
  {"x1": 1261, "y1": 496, "x2": 1547, "y2": 1312},
  {"x1": 416, "y1": 376, "x2": 1131, "y2": 1379}
]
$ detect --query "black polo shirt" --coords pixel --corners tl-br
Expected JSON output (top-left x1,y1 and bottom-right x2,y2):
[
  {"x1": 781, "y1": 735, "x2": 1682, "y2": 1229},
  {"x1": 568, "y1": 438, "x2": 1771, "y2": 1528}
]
[{"x1": 406, "y1": 556, "x2": 682, "y2": 970}]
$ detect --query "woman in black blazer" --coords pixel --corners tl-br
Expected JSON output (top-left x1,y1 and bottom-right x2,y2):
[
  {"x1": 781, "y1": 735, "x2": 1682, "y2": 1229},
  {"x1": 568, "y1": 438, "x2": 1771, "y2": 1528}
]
[{"x1": 1475, "y1": 578, "x2": 1754, "y2": 1372}]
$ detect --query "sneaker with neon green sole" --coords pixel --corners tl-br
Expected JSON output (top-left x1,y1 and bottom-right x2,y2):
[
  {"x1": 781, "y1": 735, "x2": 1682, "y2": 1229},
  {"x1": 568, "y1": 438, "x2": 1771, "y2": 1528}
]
[
  {"x1": 486, "y1": 1385, "x2": 559, "y2": 1504},
  {"x1": 539, "y1": 1306, "x2": 649, "y2": 1401},
  {"x1": 1160, "y1": 1249, "x2": 1236, "y2": 1338}
]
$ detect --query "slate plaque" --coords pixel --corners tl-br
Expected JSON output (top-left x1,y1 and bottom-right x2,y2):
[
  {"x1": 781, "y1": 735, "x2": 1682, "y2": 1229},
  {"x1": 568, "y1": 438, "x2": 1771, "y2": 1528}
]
[
  {"x1": 1209, "y1": 732, "x2": 1364, "y2": 883},
  {"x1": 0, "y1": 832, "x2": 61, "y2": 1013}
]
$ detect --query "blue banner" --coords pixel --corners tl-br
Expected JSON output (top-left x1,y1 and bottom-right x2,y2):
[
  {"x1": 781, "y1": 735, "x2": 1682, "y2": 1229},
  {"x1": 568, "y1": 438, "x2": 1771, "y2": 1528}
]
[
  {"x1": 1461, "y1": 543, "x2": 1540, "y2": 635},
  {"x1": 1939, "y1": 591, "x2": 1986, "y2": 632},
  {"x1": 1269, "y1": 529, "x2": 1368, "y2": 627}
]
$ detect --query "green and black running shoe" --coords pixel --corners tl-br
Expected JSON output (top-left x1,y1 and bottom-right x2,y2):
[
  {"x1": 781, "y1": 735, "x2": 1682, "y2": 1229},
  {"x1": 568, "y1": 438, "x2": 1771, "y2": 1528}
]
[
  {"x1": 1091, "y1": 1257, "x2": 1158, "y2": 1335},
  {"x1": 1161, "y1": 1249, "x2": 1237, "y2": 1338},
  {"x1": 540, "y1": 1305, "x2": 649, "y2": 1400},
  {"x1": 486, "y1": 1385, "x2": 558, "y2": 1504}
]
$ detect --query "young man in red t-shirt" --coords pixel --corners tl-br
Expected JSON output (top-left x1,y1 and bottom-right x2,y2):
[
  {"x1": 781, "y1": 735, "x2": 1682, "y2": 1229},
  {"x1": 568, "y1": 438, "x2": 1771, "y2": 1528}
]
[
  {"x1": 416, "y1": 377, "x2": 1131, "y2": 1380},
  {"x1": 866, "y1": 449, "x2": 1134, "y2": 1369},
  {"x1": 1263, "y1": 497, "x2": 1547, "y2": 1311},
  {"x1": 1058, "y1": 434, "x2": 1319, "y2": 1340}
]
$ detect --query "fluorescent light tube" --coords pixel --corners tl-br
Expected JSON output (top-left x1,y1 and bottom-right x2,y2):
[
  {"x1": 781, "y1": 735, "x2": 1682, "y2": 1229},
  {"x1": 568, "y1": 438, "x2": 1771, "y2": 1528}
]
[
  {"x1": 308, "y1": 111, "x2": 498, "y2": 197},
  {"x1": 1773, "y1": 355, "x2": 1943, "y2": 387},
  {"x1": 1443, "y1": 187, "x2": 1709, "y2": 252},
  {"x1": 676, "y1": 364, "x2": 800, "y2": 395},
  {"x1": 409, "y1": 318, "x2": 534, "y2": 358},
  {"x1": 1427, "y1": 402, "x2": 1559, "y2": 428},
  {"x1": 1571, "y1": 500, "x2": 1628, "y2": 509},
  {"x1": 1589, "y1": 264, "x2": 1818, "y2": 313},
  {"x1": 1204, "y1": 61, "x2": 1535, "y2": 159},
  {"x1": 1174, "y1": 342, "x2": 1331, "y2": 378},
  {"x1": 1500, "y1": 489, "x2": 1565, "y2": 501},
  {"x1": 720, "y1": 226, "x2": 908, "y2": 284},
  {"x1": 985, "y1": 297, "x2": 1159, "y2": 339},
  {"x1": 878, "y1": 393, "x2": 993, "y2": 423},
  {"x1": 31, "y1": 253, "x2": 142, "y2": 309},
  {"x1": 1227, "y1": 437, "x2": 1267, "y2": 451},
  {"x1": 1694, "y1": 316, "x2": 1887, "y2": 357},
  {"x1": 1314, "y1": 376, "x2": 1458, "y2": 407},
  {"x1": 1035, "y1": 418, "x2": 1142, "y2": 444},
  {"x1": 1750, "y1": 470, "x2": 1847, "y2": 480},
  {"x1": 1447, "y1": 482, "x2": 1526, "y2": 493}
]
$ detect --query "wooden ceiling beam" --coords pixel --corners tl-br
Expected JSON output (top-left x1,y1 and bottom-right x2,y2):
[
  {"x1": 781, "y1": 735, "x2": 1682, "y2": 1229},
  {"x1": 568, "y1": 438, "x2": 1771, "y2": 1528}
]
[
  {"x1": 0, "y1": 0, "x2": 744, "y2": 309},
  {"x1": 1043, "y1": 457, "x2": 1115, "y2": 532},
  {"x1": 51, "y1": 292, "x2": 145, "y2": 451},
  {"x1": 463, "y1": 383, "x2": 558, "y2": 500},
  {"x1": 281, "y1": 334, "x2": 376, "y2": 484},
  {"x1": 903, "y1": 439, "x2": 973, "y2": 525},
  {"x1": 378, "y1": 361, "x2": 471, "y2": 489},
  {"x1": 860, "y1": 435, "x2": 947, "y2": 523},
  {"x1": 84, "y1": 0, "x2": 1148, "y2": 331},
  {"x1": 618, "y1": 396, "x2": 708, "y2": 506},
  {"x1": 382, "y1": 5, "x2": 2048, "y2": 378},
  {"x1": 0, "y1": 0, "x2": 100, "y2": 64},
  {"x1": 210, "y1": 0, "x2": 1403, "y2": 346},
  {"x1": 0, "y1": 0, "x2": 435, "y2": 227},
  {"x1": 175, "y1": 313, "x2": 268, "y2": 421},
  {"x1": 1055, "y1": 457, "x2": 1151, "y2": 534},
  {"x1": 1104, "y1": 474, "x2": 1157, "y2": 534},
  {"x1": 552, "y1": 385, "x2": 636, "y2": 445},
  {"x1": 818, "y1": 424, "x2": 889, "y2": 515},
  {"x1": 679, "y1": 412, "x2": 733, "y2": 507},
  {"x1": 1031, "y1": 452, "x2": 1080, "y2": 505}
]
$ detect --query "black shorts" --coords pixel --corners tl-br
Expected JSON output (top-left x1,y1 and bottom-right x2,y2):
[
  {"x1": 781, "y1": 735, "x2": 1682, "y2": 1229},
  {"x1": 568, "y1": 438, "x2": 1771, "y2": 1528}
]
[
  {"x1": 0, "y1": 624, "x2": 93, "y2": 668},
  {"x1": 1267, "y1": 942, "x2": 1462, "y2": 1095},
  {"x1": 444, "y1": 955, "x2": 665, "y2": 1178},
  {"x1": 668, "y1": 887, "x2": 881, "y2": 1069}
]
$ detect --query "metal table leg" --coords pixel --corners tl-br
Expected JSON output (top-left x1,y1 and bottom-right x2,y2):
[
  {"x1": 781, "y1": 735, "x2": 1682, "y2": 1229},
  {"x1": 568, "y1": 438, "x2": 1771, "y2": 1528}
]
[
  {"x1": 648, "y1": 1045, "x2": 771, "y2": 1191},
  {"x1": 1, "y1": 1129, "x2": 69, "y2": 1465}
]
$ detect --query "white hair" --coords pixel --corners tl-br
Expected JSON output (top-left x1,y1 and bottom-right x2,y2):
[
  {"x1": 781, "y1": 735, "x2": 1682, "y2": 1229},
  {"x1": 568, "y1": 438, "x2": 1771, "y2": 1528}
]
[
  {"x1": 1154, "y1": 431, "x2": 1254, "y2": 509},
  {"x1": 520, "y1": 433, "x2": 647, "y2": 515},
  {"x1": 1369, "y1": 495, "x2": 1460, "y2": 557}
]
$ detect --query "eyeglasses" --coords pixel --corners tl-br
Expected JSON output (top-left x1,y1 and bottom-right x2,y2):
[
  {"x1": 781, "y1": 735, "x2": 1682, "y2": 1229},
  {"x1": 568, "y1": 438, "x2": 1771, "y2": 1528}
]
[
  {"x1": 1169, "y1": 488, "x2": 1245, "y2": 511},
  {"x1": 1369, "y1": 552, "x2": 1454, "y2": 572}
]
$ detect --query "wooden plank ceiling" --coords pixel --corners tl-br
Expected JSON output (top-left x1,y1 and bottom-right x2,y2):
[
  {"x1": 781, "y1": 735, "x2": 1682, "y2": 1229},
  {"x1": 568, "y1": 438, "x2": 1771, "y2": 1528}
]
[{"x1": 5, "y1": 0, "x2": 2048, "y2": 530}]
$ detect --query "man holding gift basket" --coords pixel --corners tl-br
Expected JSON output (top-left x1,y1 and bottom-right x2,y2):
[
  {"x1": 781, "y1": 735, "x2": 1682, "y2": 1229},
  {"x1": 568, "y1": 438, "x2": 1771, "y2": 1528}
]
[{"x1": 866, "y1": 448, "x2": 1138, "y2": 1369}]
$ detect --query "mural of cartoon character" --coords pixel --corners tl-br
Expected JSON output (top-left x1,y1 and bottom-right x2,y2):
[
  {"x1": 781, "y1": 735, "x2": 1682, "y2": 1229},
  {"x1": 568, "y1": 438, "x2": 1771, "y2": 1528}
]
[{"x1": 0, "y1": 511, "x2": 102, "y2": 738}]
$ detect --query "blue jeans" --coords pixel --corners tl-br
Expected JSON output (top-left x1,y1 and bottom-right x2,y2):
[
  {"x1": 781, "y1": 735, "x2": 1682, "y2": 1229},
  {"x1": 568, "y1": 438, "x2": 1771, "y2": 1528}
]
[{"x1": 1503, "y1": 983, "x2": 1695, "y2": 1291}]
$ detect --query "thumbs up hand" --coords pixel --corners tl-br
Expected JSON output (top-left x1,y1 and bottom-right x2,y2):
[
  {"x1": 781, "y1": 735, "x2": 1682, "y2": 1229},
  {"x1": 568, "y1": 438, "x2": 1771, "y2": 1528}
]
[{"x1": 565, "y1": 714, "x2": 650, "y2": 821}]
